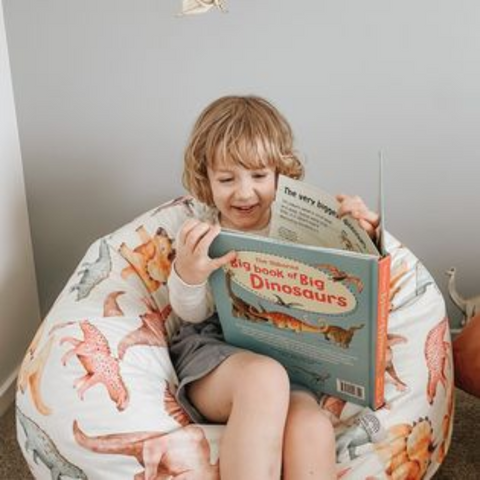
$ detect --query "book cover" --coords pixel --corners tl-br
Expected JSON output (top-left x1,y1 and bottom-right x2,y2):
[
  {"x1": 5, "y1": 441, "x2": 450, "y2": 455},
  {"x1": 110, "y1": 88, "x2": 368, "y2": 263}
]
[{"x1": 209, "y1": 170, "x2": 390, "y2": 409}]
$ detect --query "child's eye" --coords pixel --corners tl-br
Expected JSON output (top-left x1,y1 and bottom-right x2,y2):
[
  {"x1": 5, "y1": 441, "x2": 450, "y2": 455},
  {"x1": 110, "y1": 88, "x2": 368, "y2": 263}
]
[
  {"x1": 218, "y1": 178, "x2": 233, "y2": 183},
  {"x1": 252, "y1": 172, "x2": 268, "y2": 179}
]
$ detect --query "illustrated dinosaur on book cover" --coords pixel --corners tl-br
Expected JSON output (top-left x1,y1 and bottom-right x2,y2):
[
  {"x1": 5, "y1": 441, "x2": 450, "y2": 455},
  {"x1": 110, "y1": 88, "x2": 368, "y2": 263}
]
[
  {"x1": 316, "y1": 322, "x2": 364, "y2": 348},
  {"x1": 224, "y1": 269, "x2": 261, "y2": 321},
  {"x1": 248, "y1": 304, "x2": 326, "y2": 334},
  {"x1": 316, "y1": 264, "x2": 364, "y2": 293}
]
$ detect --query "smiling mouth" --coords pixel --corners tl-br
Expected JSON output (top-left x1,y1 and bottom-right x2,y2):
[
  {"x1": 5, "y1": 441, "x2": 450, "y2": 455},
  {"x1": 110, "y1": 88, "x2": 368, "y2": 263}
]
[{"x1": 233, "y1": 205, "x2": 257, "y2": 214}]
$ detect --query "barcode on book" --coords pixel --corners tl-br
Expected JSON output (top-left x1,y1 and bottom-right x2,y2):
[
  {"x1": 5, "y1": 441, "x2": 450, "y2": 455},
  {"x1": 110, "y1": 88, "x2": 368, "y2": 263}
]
[{"x1": 336, "y1": 379, "x2": 365, "y2": 400}]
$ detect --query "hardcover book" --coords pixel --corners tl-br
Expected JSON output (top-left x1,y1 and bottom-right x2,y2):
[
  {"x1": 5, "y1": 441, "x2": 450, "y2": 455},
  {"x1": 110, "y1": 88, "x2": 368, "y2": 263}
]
[{"x1": 209, "y1": 172, "x2": 390, "y2": 409}]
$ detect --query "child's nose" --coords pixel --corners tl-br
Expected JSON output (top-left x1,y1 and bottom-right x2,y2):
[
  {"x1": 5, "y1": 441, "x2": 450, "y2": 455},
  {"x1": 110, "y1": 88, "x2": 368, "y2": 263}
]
[{"x1": 236, "y1": 180, "x2": 255, "y2": 198}]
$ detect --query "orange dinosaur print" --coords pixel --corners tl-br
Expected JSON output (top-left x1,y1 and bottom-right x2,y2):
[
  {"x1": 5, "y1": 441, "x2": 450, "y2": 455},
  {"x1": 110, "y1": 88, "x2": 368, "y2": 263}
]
[
  {"x1": 424, "y1": 317, "x2": 450, "y2": 405},
  {"x1": 17, "y1": 322, "x2": 55, "y2": 416},
  {"x1": 119, "y1": 226, "x2": 175, "y2": 293},
  {"x1": 249, "y1": 305, "x2": 325, "y2": 334},
  {"x1": 374, "y1": 418, "x2": 435, "y2": 480},
  {"x1": 320, "y1": 395, "x2": 347, "y2": 426},
  {"x1": 437, "y1": 382, "x2": 454, "y2": 464},
  {"x1": 59, "y1": 320, "x2": 129, "y2": 411},
  {"x1": 224, "y1": 270, "x2": 261, "y2": 321},
  {"x1": 385, "y1": 333, "x2": 408, "y2": 391},
  {"x1": 103, "y1": 291, "x2": 125, "y2": 317},
  {"x1": 389, "y1": 261, "x2": 409, "y2": 312},
  {"x1": 316, "y1": 264, "x2": 364, "y2": 293},
  {"x1": 73, "y1": 421, "x2": 219, "y2": 480},
  {"x1": 164, "y1": 383, "x2": 191, "y2": 427},
  {"x1": 117, "y1": 298, "x2": 171, "y2": 360}
]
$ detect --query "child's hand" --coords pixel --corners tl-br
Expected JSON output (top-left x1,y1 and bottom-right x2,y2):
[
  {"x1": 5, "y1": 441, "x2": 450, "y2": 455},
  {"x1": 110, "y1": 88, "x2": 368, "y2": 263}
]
[
  {"x1": 336, "y1": 194, "x2": 379, "y2": 239},
  {"x1": 174, "y1": 219, "x2": 237, "y2": 285}
]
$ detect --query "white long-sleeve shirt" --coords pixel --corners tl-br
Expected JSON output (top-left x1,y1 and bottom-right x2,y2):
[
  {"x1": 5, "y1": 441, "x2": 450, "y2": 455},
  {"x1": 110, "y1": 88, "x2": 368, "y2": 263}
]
[{"x1": 167, "y1": 262, "x2": 215, "y2": 323}]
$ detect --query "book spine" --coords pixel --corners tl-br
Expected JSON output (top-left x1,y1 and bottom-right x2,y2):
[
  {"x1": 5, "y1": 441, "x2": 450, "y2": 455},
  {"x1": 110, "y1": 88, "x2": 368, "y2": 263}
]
[{"x1": 373, "y1": 255, "x2": 391, "y2": 409}]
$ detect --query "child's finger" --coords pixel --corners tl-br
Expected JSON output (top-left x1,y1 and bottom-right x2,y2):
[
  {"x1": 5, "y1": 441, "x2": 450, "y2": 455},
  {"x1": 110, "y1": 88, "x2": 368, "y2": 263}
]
[
  {"x1": 212, "y1": 250, "x2": 237, "y2": 271},
  {"x1": 360, "y1": 210, "x2": 380, "y2": 229},
  {"x1": 358, "y1": 219, "x2": 375, "y2": 238},
  {"x1": 195, "y1": 223, "x2": 221, "y2": 255},
  {"x1": 178, "y1": 218, "x2": 201, "y2": 244},
  {"x1": 185, "y1": 222, "x2": 212, "y2": 251}
]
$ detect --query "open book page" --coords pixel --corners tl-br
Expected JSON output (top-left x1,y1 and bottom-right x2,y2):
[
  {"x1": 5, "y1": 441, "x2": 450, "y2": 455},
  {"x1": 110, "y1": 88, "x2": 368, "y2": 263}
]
[{"x1": 270, "y1": 175, "x2": 380, "y2": 256}]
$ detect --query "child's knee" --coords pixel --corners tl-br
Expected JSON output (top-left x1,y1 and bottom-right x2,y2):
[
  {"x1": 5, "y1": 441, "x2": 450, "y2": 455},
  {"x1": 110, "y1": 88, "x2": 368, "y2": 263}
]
[
  {"x1": 287, "y1": 395, "x2": 335, "y2": 445},
  {"x1": 237, "y1": 354, "x2": 290, "y2": 402}
]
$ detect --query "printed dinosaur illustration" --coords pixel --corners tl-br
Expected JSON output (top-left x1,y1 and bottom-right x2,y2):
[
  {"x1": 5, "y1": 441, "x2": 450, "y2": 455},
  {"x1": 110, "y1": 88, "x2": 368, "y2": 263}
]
[
  {"x1": 317, "y1": 322, "x2": 364, "y2": 348},
  {"x1": 248, "y1": 304, "x2": 326, "y2": 334},
  {"x1": 59, "y1": 320, "x2": 129, "y2": 411},
  {"x1": 120, "y1": 226, "x2": 175, "y2": 293},
  {"x1": 16, "y1": 407, "x2": 87, "y2": 480},
  {"x1": 164, "y1": 383, "x2": 191, "y2": 427},
  {"x1": 391, "y1": 260, "x2": 436, "y2": 312},
  {"x1": 319, "y1": 395, "x2": 347, "y2": 425},
  {"x1": 118, "y1": 298, "x2": 171, "y2": 360},
  {"x1": 70, "y1": 239, "x2": 112, "y2": 301},
  {"x1": 446, "y1": 267, "x2": 480, "y2": 325},
  {"x1": 424, "y1": 317, "x2": 450, "y2": 405},
  {"x1": 17, "y1": 322, "x2": 55, "y2": 416},
  {"x1": 103, "y1": 290, "x2": 125, "y2": 317},
  {"x1": 179, "y1": 0, "x2": 227, "y2": 16},
  {"x1": 374, "y1": 417, "x2": 436, "y2": 480},
  {"x1": 272, "y1": 294, "x2": 302, "y2": 308},
  {"x1": 151, "y1": 195, "x2": 195, "y2": 217},
  {"x1": 225, "y1": 270, "x2": 261, "y2": 320},
  {"x1": 385, "y1": 333, "x2": 408, "y2": 391},
  {"x1": 436, "y1": 382, "x2": 454, "y2": 464},
  {"x1": 389, "y1": 261, "x2": 409, "y2": 312},
  {"x1": 73, "y1": 421, "x2": 219, "y2": 480},
  {"x1": 316, "y1": 264, "x2": 364, "y2": 293},
  {"x1": 336, "y1": 411, "x2": 386, "y2": 461}
]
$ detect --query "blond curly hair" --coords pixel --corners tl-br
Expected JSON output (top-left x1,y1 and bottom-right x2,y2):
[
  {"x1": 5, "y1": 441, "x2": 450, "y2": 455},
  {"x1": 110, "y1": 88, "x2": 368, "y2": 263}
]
[{"x1": 183, "y1": 95, "x2": 304, "y2": 206}]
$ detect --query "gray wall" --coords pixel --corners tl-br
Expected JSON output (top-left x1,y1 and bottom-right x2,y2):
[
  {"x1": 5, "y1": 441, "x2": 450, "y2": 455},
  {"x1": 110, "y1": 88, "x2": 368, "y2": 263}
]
[
  {"x1": 0, "y1": 1, "x2": 40, "y2": 413},
  {"x1": 4, "y1": 0, "x2": 480, "y2": 328}
]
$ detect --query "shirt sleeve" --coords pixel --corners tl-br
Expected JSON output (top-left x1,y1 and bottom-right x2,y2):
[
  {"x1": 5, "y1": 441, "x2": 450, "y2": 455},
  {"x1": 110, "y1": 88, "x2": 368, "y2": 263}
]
[{"x1": 167, "y1": 260, "x2": 215, "y2": 323}]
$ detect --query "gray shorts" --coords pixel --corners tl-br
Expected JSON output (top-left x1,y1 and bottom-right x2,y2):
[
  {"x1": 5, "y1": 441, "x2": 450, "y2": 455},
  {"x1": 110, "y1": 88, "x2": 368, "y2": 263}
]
[
  {"x1": 169, "y1": 314, "x2": 316, "y2": 424},
  {"x1": 169, "y1": 315, "x2": 243, "y2": 423}
]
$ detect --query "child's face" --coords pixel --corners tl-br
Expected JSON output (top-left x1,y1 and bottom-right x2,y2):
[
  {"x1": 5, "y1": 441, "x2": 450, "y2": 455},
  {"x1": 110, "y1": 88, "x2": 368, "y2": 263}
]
[{"x1": 207, "y1": 162, "x2": 276, "y2": 231}]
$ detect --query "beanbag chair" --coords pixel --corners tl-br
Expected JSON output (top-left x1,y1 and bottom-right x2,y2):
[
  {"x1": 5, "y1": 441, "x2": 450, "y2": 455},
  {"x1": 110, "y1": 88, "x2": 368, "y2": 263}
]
[{"x1": 16, "y1": 196, "x2": 454, "y2": 479}]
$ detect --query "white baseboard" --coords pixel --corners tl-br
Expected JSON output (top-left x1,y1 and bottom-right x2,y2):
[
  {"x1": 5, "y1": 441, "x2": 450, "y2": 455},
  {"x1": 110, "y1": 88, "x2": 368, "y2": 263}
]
[{"x1": 0, "y1": 367, "x2": 19, "y2": 417}]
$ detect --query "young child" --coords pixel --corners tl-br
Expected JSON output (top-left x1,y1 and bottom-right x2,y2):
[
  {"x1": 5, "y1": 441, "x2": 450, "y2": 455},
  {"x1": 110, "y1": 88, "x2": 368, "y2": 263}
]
[{"x1": 168, "y1": 95, "x2": 379, "y2": 480}]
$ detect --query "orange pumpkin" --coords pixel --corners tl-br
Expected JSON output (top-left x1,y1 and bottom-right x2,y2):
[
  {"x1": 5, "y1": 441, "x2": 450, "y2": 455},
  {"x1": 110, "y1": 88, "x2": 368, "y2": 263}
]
[{"x1": 453, "y1": 313, "x2": 480, "y2": 397}]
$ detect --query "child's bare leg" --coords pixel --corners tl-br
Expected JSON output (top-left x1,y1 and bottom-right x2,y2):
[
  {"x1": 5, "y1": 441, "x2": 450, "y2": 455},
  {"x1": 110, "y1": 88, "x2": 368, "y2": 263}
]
[
  {"x1": 283, "y1": 391, "x2": 336, "y2": 480},
  {"x1": 188, "y1": 351, "x2": 290, "y2": 480}
]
